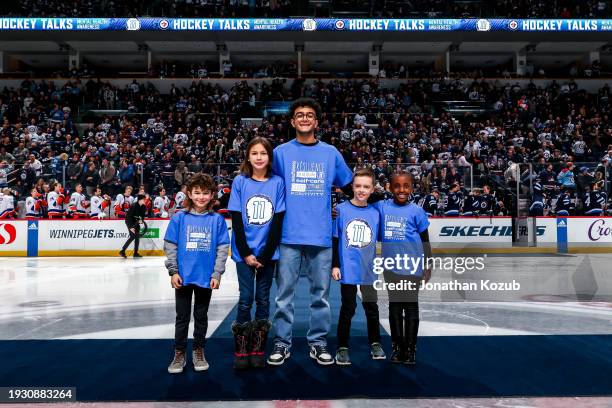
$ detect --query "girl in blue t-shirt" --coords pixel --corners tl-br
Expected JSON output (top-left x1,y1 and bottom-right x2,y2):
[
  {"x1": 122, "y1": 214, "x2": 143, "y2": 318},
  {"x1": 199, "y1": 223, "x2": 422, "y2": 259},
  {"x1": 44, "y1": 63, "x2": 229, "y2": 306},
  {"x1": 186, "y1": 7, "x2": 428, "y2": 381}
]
[
  {"x1": 228, "y1": 137, "x2": 285, "y2": 370},
  {"x1": 163, "y1": 173, "x2": 230, "y2": 374},
  {"x1": 373, "y1": 170, "x2": 432, "y2": 365}
]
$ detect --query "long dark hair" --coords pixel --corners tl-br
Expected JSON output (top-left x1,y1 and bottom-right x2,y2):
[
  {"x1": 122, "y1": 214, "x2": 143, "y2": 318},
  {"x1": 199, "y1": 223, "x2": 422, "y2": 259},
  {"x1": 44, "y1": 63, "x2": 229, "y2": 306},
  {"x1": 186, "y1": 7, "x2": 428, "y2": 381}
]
[{"x1": 239, "y1": 137, "x2": 274, "y2": 178}]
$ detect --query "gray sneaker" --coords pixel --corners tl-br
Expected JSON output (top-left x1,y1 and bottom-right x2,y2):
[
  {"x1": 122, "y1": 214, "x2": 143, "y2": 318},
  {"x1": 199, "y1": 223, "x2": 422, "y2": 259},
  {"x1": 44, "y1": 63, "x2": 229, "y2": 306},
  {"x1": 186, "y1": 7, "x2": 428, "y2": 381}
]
[
  {"x1": 370, "y1": 342, "x2": 386, "y2": 360},
  {"x1": 192, "y1": 347, "x2": 209, "y2": 371},
  {"x1": 335, "y1": 347, "x2": 351, "y2": 365},
  {"x1": 167, "y1": 349, "x2": 186, "y2": 374}
]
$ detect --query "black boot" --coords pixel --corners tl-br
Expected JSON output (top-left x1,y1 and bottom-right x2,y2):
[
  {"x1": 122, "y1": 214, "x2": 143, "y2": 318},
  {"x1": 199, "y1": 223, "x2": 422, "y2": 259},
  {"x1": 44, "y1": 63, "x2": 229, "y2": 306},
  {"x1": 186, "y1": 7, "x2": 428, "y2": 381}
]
[
  {"x1": 404, "y1": 318, "x2": 419, "y2": 365},
  {"x1": 232, "y1": 321, "x2": 252, "y2": 370},
  {"x1": 404, "y1": 342, "x2": 416, "y2": 365},
  {"x1": 249, "y1": 319, "x2": 271, "y2": 368},
  {"x1": 390, "y1": 342, "x2": 405, "y2": 364},
  {"x1": 389, "y1": 304, "x2": 405, "y2": 364}
]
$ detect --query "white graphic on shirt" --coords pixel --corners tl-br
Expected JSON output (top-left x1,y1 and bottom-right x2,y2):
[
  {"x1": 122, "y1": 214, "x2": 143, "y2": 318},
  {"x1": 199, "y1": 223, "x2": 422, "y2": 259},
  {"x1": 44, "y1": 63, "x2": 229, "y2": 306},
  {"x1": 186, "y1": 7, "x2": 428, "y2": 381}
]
[
  {"x1": 245, "y1": 195, "x2": 274, "y2": 225},
  {"x1": 345, "y1": 219, "x2": 373, "y2": 248},
  {"x1": 384, "y1": 214, "x2": 407, "y2": 240},
  {"x1": 185, "y1": 225, "x2": 212, "y2": 252},
  {"x1": 290, "y1": 160, "x2": 326, "y2": 197}
]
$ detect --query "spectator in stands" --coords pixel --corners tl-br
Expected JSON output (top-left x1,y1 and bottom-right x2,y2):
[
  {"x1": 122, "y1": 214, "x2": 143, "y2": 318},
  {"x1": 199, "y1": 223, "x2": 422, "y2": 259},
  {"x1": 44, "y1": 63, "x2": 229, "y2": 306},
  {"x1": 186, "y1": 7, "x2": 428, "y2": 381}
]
[
  {"x1": 81, "y1": 161, "x2": 100, "y2": 196},
  {"x1": 0, "y1": 160, "x2": 9, "y2": 189},
  {"x1": 0, "y1": 74, "x2": 610, "y2": 218},
  {"x1": 99, "y1": 158, "x2": 117, "y2": 196},
  {"x1": 66, "y1": 154, "x2": 84, "y2": 191},
  {"x1": 118, "y1": 159, "x2": 135, "y2": 189},
  {"x1": 557, "y1": 162, "x2": 576, "y2": 191},
  {"x1": 174, "y1": 161, "x2": 189, "y2": 188}
]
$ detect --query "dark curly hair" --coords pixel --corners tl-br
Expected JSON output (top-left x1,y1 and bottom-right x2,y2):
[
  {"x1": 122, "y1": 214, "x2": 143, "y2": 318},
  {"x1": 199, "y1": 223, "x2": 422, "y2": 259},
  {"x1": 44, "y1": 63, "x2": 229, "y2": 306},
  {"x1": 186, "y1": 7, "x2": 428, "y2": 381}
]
[
  {"x1": 289, "y1": 97, "x2": 321, "y2": 119},
  {"x1": 183, "y1": 173, "x2": 216, "y2": 211}
]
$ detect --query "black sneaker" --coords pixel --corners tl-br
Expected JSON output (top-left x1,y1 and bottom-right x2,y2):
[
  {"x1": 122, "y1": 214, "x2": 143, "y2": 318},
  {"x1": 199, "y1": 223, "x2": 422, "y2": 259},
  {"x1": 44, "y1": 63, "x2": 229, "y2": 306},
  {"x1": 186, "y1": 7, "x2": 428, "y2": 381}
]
[
  {"x1": 267, "y1": 343, "x2": 290, "y2": 366},
  {"x1": 309, "y1": 344, "x2": 334, "y2": 365},
  {"x1": 335, "y1": 347, "x2": 351, "y2": 365},
  {"x1": 119, "y1": 250, "x2": 127, "y2": 259},
  {"x1": 390, "y1": 343, "x2": 405, "y2": 364},
  {"x1": 370, "y1": 342, "x2": 386, "y2": 360},
  {"x1": 133, "y1": 253, "x2": 143, "y2": 258}
]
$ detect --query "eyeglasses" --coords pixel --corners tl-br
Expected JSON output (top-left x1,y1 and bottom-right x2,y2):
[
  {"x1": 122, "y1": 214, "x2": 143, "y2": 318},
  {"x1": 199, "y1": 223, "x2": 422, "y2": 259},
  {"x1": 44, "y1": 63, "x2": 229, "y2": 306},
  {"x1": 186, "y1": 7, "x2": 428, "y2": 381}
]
[{"x1": 293, "y1": 112, "x2": 316, "y2": 120}]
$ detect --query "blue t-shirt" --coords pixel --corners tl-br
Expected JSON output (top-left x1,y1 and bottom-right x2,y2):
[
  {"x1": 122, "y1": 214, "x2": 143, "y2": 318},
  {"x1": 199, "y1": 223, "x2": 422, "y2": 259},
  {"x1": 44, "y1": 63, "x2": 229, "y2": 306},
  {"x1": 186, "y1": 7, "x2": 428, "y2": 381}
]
[
  {"x1": 164, "y1": 210, "x2": 230, "y2": 288},
  {"x1": 374, "y1": 199, "x2": 430, "y2": 277},
  {"x1": 333, "y1": 201, "x2": 380, "y2": 285},
  {"x1": 273, "y1": 139, "x2": 353, "y2": 247},
  {"x1": 227, "y1": 174, "x2": 286, "y2": 263}
]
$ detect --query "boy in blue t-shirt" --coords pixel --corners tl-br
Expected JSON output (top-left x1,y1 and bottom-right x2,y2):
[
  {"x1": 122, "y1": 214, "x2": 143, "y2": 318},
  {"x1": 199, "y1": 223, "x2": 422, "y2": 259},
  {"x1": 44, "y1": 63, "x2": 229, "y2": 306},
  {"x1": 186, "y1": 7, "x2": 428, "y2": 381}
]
[
  {"x1": 332, "y1": 168, "x2": 385, "y2": 365},
  {"x1": 268, "y1": 98, "x2": 353, "y2": 366},
  {"x1": 373, "y1": 171, "x2": 432, "y2": 365},
  {"x1": 164, "y1": 173, "x2": 230, "y2": 374}
]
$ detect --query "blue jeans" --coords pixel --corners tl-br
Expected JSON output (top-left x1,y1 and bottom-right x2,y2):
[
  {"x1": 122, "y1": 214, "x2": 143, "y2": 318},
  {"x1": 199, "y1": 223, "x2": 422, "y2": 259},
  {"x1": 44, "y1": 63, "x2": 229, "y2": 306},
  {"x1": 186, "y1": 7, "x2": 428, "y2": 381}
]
[
  {"x1": 272, "y1": 244, "x2": 332, "y2": 348},
  {"x1": 235, "y1": 261, "x2": 275, "y2": 324}
]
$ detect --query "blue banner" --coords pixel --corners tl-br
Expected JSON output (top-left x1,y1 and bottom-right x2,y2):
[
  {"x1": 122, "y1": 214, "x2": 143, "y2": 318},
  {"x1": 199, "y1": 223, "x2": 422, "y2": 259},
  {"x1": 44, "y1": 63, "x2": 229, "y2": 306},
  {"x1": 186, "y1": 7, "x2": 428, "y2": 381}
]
[
  {"x1": 27, "y1": 220, "x2": 38, "y2": 257},
  {"x1": 0, "y1": 18, "x2": 611, "y2": 31},
  {"x1": 556, "y1": 217, "x2": 568, "y2": 254}
]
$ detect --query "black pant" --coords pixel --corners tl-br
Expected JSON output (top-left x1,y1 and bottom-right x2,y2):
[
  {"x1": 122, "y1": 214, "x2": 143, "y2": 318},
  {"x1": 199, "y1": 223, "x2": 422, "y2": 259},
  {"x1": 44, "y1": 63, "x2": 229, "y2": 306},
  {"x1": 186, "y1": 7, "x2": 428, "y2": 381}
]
[
  {"x1": 121, "y1": 224, "x2": 139, "y2": 253},
  {"x1": 337, "y1": 283, "x2": 381, "y2": 348},
  {"x1": 384, "y1": 271, "x2": 420, "y2": 347},
  {"x1": 174, "y1": 285, "x2": 213, "y2": 351}
]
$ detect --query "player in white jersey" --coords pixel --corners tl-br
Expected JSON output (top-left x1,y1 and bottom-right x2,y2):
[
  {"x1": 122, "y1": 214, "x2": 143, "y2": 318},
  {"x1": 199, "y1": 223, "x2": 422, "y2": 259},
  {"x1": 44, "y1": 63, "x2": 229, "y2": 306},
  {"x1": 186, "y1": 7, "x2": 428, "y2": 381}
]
[
  {"x1": 113, "y1": 185, "x2": 135, "y2": 219},
  {"x1": 174, "y1": 184, "x2": 187, "y2": 211},
  {"x1": 90, "y1": 187, "x2": 111, "y2": 219},
  {"x1": 25, "y1": 188, "x2": 43, "y2": 219},
  {"x1": 153, "y1": 187, "x2": 170, "y2": 218},
  {"x1": 68, "y1": 183, "x2": 90, "y2": 219},
  {"x1": 47, "y1": 182, "x2": 66, "y2": 219},
  {"x1": 0, "y1": 188, "x2": 16, "y2": 219}
]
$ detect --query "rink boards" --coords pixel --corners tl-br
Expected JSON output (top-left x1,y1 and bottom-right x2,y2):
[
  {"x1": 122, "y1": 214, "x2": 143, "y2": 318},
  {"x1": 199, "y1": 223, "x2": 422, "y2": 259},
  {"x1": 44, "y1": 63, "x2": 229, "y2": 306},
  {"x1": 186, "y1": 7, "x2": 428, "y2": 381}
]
[{"x1": 0, "y1": 216, "x2": 611, "y2": 256}]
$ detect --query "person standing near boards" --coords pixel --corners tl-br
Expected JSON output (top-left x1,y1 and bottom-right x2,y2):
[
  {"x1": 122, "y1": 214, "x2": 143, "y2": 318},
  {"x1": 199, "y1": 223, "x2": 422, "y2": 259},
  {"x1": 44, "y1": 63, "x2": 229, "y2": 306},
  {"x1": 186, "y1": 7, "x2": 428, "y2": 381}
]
[{"x1": 120, "y1": 194, "x2": 147, "y2": 258}]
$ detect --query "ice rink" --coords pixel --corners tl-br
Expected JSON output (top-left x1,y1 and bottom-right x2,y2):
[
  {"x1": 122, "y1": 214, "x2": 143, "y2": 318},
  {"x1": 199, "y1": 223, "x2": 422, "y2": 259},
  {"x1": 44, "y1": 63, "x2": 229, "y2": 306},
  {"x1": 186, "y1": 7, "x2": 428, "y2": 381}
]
[
  {"x1": 1, "y1": 254, "x2": 611, "y2": 407},
  {"x1": 2, "y1": 255, "x2": 611, "y2": 340}
]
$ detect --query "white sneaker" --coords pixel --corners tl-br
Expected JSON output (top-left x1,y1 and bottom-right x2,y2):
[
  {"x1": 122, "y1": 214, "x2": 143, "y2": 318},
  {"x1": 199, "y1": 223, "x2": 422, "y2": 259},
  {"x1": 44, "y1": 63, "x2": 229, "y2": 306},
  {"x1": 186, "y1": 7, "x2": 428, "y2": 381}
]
[
  {"x1": 309, "y1": 344, "x2": 334, "y2": 365},
  {"x1": 192, "y1": 347, "x2": 209, "y2": 371},
  {"x1": 167, "y1": 350, "x2": 186, "y2": 374}
]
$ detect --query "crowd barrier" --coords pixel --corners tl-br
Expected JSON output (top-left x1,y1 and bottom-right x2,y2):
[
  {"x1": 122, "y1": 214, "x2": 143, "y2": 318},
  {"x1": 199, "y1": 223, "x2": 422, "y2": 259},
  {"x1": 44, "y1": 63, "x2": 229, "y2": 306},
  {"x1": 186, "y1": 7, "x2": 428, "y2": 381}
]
[{"x1": 0, "y1": 217, "x2": 611, "y2": 257}]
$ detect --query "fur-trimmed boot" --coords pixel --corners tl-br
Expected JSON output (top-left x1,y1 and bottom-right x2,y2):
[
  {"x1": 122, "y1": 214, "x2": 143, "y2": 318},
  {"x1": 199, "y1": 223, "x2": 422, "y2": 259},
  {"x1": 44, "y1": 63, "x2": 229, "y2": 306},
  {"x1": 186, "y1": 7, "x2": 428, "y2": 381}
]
[
  {"x1": 232, "y1": 321, "x2": 252, "y2": 370},
  {"x1": 249, "y1": 319, "x2": 271, "y2": 368}
]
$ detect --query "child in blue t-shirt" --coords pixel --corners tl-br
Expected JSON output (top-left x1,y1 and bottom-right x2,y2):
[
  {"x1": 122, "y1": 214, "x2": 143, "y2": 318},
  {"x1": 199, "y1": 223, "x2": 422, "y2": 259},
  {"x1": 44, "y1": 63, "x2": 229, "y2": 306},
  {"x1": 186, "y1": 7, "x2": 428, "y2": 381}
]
[
  {"x1": 228, "y1": 137, "x2": 285, "y2": 370},
  {"x1": 163, "y1": 173, "x2": 230, "y2": 374},
  {"x1": 332, "y1": 168, "x2": 386, "y2": 365},
  {"x1": 373, "y1": 170, "x2": 432, "y2": 365}
]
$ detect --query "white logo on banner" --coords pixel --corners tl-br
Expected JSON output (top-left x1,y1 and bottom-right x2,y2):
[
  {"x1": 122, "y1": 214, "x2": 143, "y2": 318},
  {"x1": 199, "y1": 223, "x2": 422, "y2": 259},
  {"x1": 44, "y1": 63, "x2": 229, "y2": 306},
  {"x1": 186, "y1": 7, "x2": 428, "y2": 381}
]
[
  {"x1": 303, "y1": 19, "x2": 317, "y2": 31},
  {"x1": 126, "y1": 18, "x2": 141, "y2": 31},
  {"x1": 477, "y1": 19, "x2": 491, "y2": 31}
]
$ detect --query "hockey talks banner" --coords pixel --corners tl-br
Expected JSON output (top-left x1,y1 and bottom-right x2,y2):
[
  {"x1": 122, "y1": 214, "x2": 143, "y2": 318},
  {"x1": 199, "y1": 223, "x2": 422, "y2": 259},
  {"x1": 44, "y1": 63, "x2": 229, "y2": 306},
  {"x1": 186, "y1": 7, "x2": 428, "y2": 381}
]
[{"x1": 0, "y1": 18, "x2": 611, "y2": 32}]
